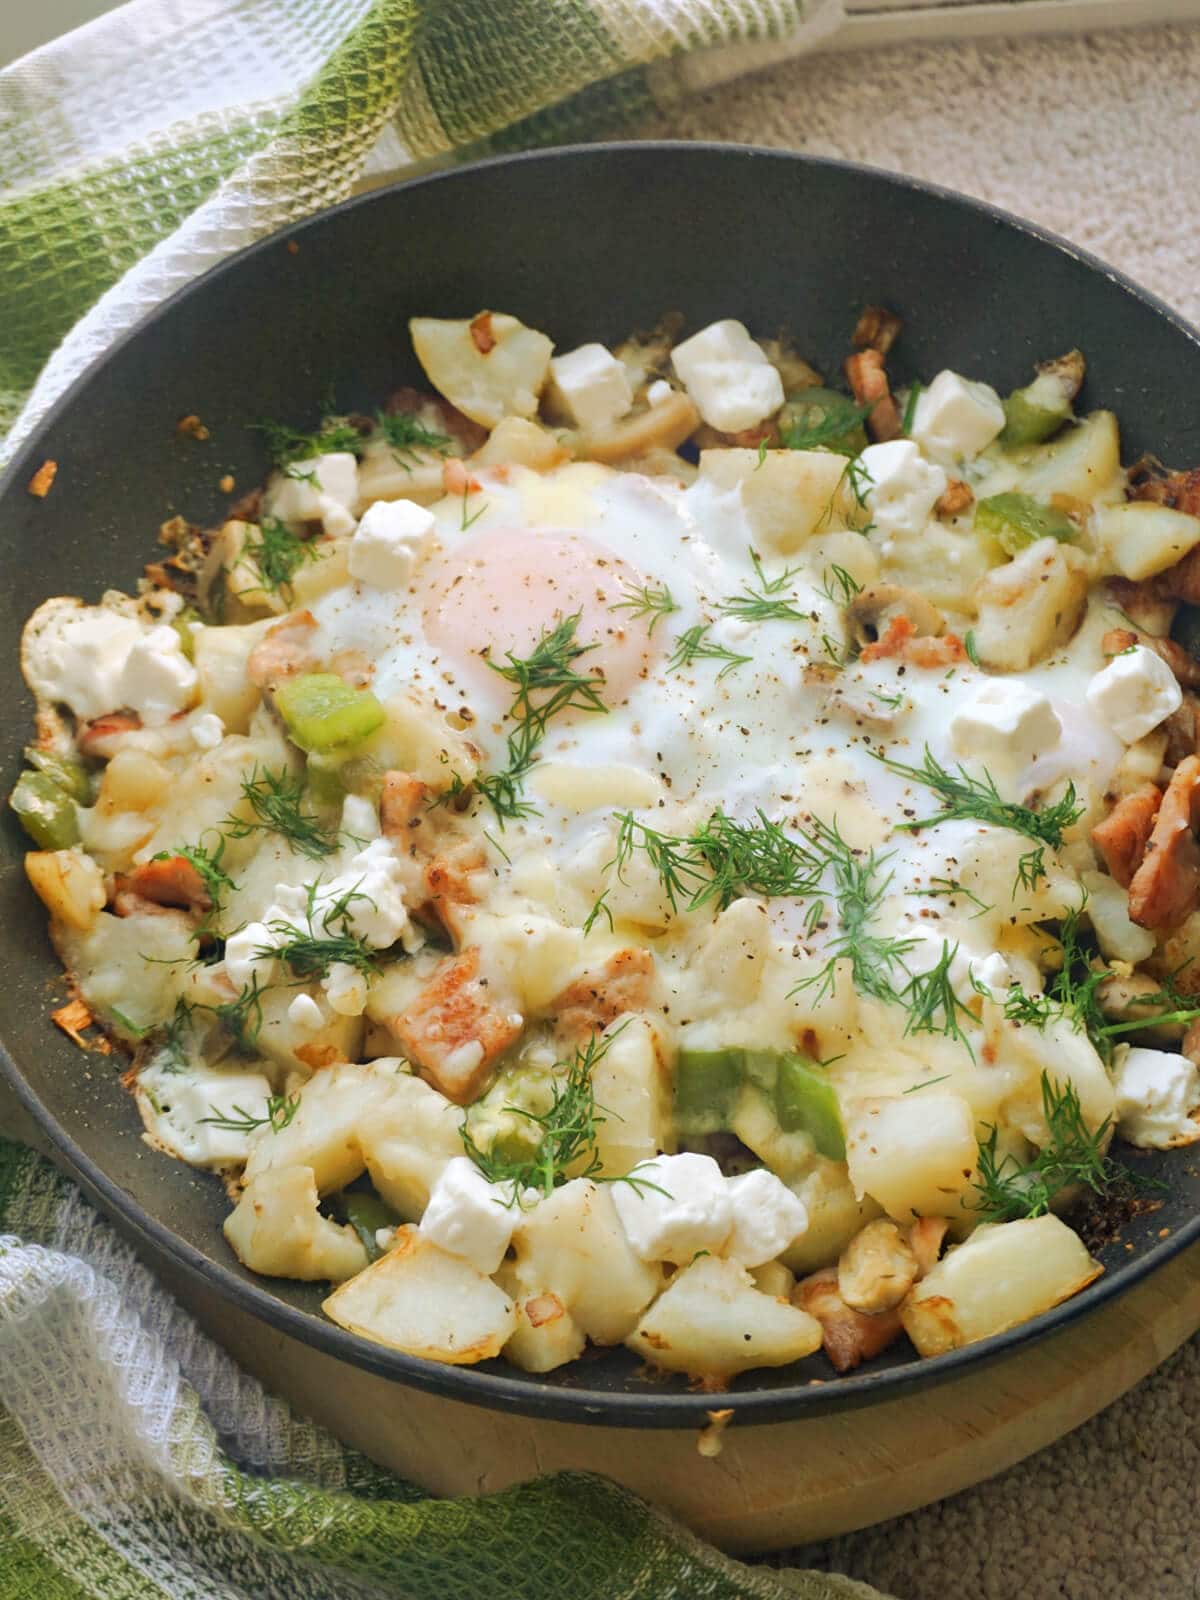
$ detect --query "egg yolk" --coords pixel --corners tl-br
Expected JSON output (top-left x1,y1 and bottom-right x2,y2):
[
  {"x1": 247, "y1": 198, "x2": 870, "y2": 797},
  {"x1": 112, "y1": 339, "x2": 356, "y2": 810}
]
[{"x1": 420, "y1": 526, "x2": 659, "y2": 710}]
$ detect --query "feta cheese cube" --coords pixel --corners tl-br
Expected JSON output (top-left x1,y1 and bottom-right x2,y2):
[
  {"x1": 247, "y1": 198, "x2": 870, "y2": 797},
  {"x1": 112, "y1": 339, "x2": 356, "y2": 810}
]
[
  {"x1": 671, "y1": 319, "x2": 784, "y2": 433},
  {"x1": 724, "y1": 1169, "x2": 808, "y2": 1267},
  {"x1": 23, "y1": 604, "x2": 145, "y2": 721},
  {"x1": 191, "y1": 712, "x2": 225, "y2": 750},
  {"x1": 419, "y1": 1155, "x2": 518, "y2": 1273},
  {"x1": 910, "y1": 370, "x2": 1006, "y2": 463},
  {"x1": 1085, "y1": 645, "x2": 1182, "y2": 744},
  {"x1": 267, "y1": 451, "x2": 359, "y2": 537},
  {"x1": 287, "y1": 992, "x2": 324, "y2": 1032},
  {"x1": 348, "y1": 499, "x2": 436, "y2": 589},
  {"x1": 858, "y1": 440, "x2": 947, "y2": 539},
  {"x1": 1112, "y1": 1045, "x2": 1200, "y2": 1149},
  {"x1": 117, "y1": 624, "x2": 199, "y2": 724},
  {"x1": 610, "y1": 1152, "x2": 733, "y2": 1264},
  {"x1": 547, "y1": 344, "x2": 633, "y2": 431},
  {"x1": 950, "y1": 680, "x2": 1062, "y2": 766}
]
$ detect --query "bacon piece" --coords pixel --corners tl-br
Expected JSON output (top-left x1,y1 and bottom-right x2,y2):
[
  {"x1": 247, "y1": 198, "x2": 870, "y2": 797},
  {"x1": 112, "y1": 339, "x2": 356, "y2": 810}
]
[
  {"x1": 77, "y1": 711, "x2": 142, "y2": 757},
  {"x1": 844, "y1": 348, "x2": 902, "y2": 442},
  {"x1": 424, "y1": 842, "x2": 486, "y2": 922},
  {"x1": 116, "y1": 854, "x2": 211, "y2": 914},
  {"x1": 379, "y1": 770, "x2": 428, "y2": 838},
  {"x1": 247, "y1": 609, "x2": 318, "y2": 688},
  {"x1": 1128, "y1": 756, "x2": 1200, "y2": 929},
  {"x1": 469, "y1": 311, "x2": 497, "y2": 355},
  {"x1": 904, "y1": 633, "x2": 966, "y2": 669},
  {"x1": 860, "y1": 614, "x2": 915, "y2": 663},
  {"x1": 936, "y1": 479, "x2": 974, "y2": 519},
  {"x1": 851, "y1": 305, "x2": 903, "y2": 356},
  {"x1": 908, "y1": 1216, "x2": 950, "y2": 1276},
  {"x1": 794, "y1": 1267, "x2": 902, "y2": 1374},
  {"x1": 389, "y1": 947, "x2": 522, "y2": 1104},
  {"x1": 551, "y1": 948, "x2": 658, "y2": 1040},
  {"x1": 28, "y1": 459, "x2": 58, "y2": 498},
  {"x1": 1128, "y1": 464, "x2": 1200, "y2": 519},
  {"x1": 1093, "y1": 786, "x2": 1163, "y2": 889}
]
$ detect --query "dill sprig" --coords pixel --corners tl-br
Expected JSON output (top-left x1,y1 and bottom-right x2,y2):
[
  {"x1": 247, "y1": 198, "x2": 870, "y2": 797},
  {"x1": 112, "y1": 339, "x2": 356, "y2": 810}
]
[
  {"x1": 667, "y1": 624, "x2": 751, "y2": 681},
  {"x1": 254, "y1": 418, "x2": 363, "y2": 468},
  {"x1": 223, "y1": 767, "x2": 340, "y2": 860},
  {"x1": 900, "y1": 380, "x2": 923, "y2": 436},
  {"x1": 198, "y1": 1092, "x2": 301, "y2": 1136},
  {"x1": 376, "y1": 409, "x2": 451, "y2": 464},
  {"x1": 901, "y1": 940, "x2": 977, "y2": 1057},
  {"x1": 255, "y1": 880, "x2": 379, "y2": 980},
  {"x1": 971, "y1": 1072, "x2": 1116, "y2": 1221},
  {"x1": 780, "y1": 396, "x2": 873, "y2": 453},
  {"x1": 718, "y1": 549, "x2": 808, "y2": 625},
  {"x1": 791, "y1": 820, "x2": 917, "y2": 1006},
  {"x1": 611, "y1": 580, "x2": 679, "y2": 634},
  {"x1": 152, "y1": 836, "x2": 235, "y2": 919},
  {"x1": 819, "y1": 565, "x2": 863, "y2": 606},
  {"x1": 467, "y1": 614, "x2": 609, "y2": 823},
  {"x1": 874, "y1": 746, "x2": 1084, "y2": 849},
  {"x1": 246, "y1": 518, "x2": 320, "y2": 598}
]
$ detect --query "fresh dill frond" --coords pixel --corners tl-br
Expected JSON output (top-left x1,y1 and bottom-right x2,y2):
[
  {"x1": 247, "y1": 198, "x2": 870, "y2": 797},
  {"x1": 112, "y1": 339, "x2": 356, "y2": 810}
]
[
  {"x1": 256, "y1": 879, "x2": 379, "y2": 980},
  {"x1": 210, "y1": 971, "x2": 270, "y2": 1050},
  {"x1": 223, "y1": 767, "x2": 340, "y2": 860},
  {"x1": 718, "y1": 549, "x2": 807, "y2": 625},
  {"x1": 1016, "y1": 843, "x2": 1048, "y2": 892},
  {"x1": 900, "y1": 941, "x2": 977, "y2": 1057},
  {"x1": 779, "y1": 396, "x2": 873, "y2": 453},
  {"x1": 971, "y1": 1072, "x2": 1116, "y2": 1221},
  {"x1": 924, "y1": 876, "x2": 991, "y2": 917},
  {"x1": 460, "y1": 487, "x2": 487, "y2": 531},
  {"x1": 254, "y1": 418, "x2": 364, "y2": 468},
  {"x1": 152, "y1": 835, "x2": 235, "y2": 919},
  {"x1": 467, "y1": 613, "x2": 608, "y2": 824},
  {"x1": 460, "y1": 1027, "x2": 626, "y2": 1203},
  {"x1": 900, "y1": 380, "x2": 923, "y2": 436},
  {"x1": 375, "y1": 409, "x2": 451, "y2": 465},
  {"x1": 903, "y1": 1074, "x2": 952, "y2": 1094},
  {"x1": 611, "y1": 580, "x2": 679, "y2": 635},
  {"x1": 667, "y1": 624, "x2": 751, "y2": 681},
  {"x1": 819, "y1": 565, "x2": 863, "y2": 606},
  {"x1": 791, "y1": 819, "x2": 917, "y2": 1006},
  {"x1": 198, "y1": 1091, "x2": 301, "y2": 1136},
  {"x1": 247, "y1": 518, "x2": 320, "y2": 598},
  {"x1": 1002, "y1": 903, "x2": 1111, "y2": 1054},
  {"x1": 963, "y1": 629, "x2": 981, "y2": 667},
  {"x1": 874, "y1": 745, "x2": 1084, "y2": 848}
]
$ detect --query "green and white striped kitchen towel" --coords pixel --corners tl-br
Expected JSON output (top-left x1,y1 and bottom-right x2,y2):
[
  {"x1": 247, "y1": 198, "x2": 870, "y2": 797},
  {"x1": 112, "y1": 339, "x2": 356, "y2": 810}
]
[
  {"x1": 0, "y1": 1138, "x2": 889, "y2": 1599},
  {"x1": 0, "y1": 0, "x2": 845, "y2": 462}
]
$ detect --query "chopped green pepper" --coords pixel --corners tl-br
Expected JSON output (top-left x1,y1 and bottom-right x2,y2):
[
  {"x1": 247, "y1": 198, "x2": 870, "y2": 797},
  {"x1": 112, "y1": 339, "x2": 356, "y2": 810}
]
[
  {"x1": 170, "y1": 605, "x2": 201, "y2": 661},
  {"x1": 23, "y1": 746, "x2": 91, "y2": 804},
  {"x1": 999, "y1": 355, "x2": 1083, "y2": 448},
  {"x1": 338, "y1": 1190, "x2": 401, "y2": 1262},
  {"x1": 778, "y1": 388, "x2": 869, "y2": 455},
  {"x1": 674, "y1": 1048, "x2": 744, "y2": 1132},
  {"x1": 774, "y1": 1054, "x2": 845, "y2": 1161},
  {"x1": 975, "y1": 492, "x2": 1077, "y2": 555},
  {"x1": 275, "y1": 673, "x2": 384, "y2": 753},
  {"x1": 9, "y1": 770, "x2": 81, "y2": 850}
]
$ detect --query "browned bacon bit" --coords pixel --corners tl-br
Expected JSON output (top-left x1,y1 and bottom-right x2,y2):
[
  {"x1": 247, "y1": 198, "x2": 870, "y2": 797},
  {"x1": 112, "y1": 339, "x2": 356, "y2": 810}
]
[
  {"x1": 936, "y1": 479, "x2": 974, "y2": 519},
  {"x1": 851, "y1": 305, "x2": 903, "y2": 356},
  {"x1": 469, "y1": 311, "x2": 497, "y2": 355},
  {"x1": 247, "y1": 610, "x2": 318, "y2": 688},
  {"x1": 860, "y1": 614, "x2": 914, "y2": 663},
  {"x1": 904, "y1": 633, "x2": 967, "y2": 669},
  {"x1": 1128, "y1": 755, "x2": 1200, "y2": 930},
  {"x1": 379, "y1": 770, "x2": 428, "y2": 838},
  {"x1": 1128, "y1": 462, "x2": 1200, "y2": 519},
  {"x1": 1163, "y1": 697, "x2": 1200, "y2": 767},
  {"x1": 390, "y1": 947, "x2": 522, "y2": 1104},
  {"x1": 52, "y1": 998, "x2": 110, "y2": 1052},
  {"x1": 424, "y1": 842, "x2": 486, "y2": 916},
  {"x1": 907, "y1": 1216, "x2": 950, "y2": 1276},
  {"x1": 176, "y1": 414, "x2": 210, "y2": 441},
  {"x1": 27, "y1": 459, "x2": 58, "y2": 498},
  {"x1": 295, "y1": 1041, "x2": 342, "y2": 1070},
  {"x1": 844, "y1": 348, "x2": 902, "y2": 442},
  {"x1": 1093, "y1": 785, "x2": 1163, "y2": 889},
  {"x1": 551, "y1": 948, "x2": 658, "y2": 1040},
  {"x1": 78, "y1": 711, "x2": 142, "y2": 757},
  {"x1": 117, "y1": 855, "x2": 211, "y2": 915},
  {"x1": 793, "y1": 1267, "x2": 903, "y2": 1374}
]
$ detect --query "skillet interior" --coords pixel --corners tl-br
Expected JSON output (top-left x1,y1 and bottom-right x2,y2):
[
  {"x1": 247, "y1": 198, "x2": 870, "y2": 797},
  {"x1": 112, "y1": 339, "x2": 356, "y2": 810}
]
[{"x1": 3, "y1": 143, "x2": 1200, "y2": 1428}]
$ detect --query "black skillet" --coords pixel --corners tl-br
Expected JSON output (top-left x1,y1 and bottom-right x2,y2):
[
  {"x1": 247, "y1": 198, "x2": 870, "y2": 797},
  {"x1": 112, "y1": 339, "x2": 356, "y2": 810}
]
[{"x1": 3, "y1": 144, "x2": 1200, "y2": 1428}]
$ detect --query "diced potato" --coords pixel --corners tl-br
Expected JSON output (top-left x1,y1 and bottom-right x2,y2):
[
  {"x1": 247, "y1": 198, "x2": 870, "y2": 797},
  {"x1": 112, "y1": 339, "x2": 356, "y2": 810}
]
[
  {"x1": 626, "y1": 1255, "x2": 822, "y2": 1382},
  {"x1": 1097, "y1": 502, "x2": 1200, "y2": 581},
  {"x1": 751, "y1": 1260, "x2": 796, "y2": 1299},
  {"x1": 355, "y1": 435, "x2": 448, "y2": 510},
  {"x1": 214, "y1": 520, "x2": 289, "y2": 619},
  {"x1": 137, "y1": 730, "x2": 290, "y2": 869},
  {"x1": 290, "y1": 540, "x2": 352, "y2": 606},
  {"x1": 780, "y1": 1159, "x2": 883, "y2": 1275},
  {"x1": 496, "y1": 1286, "x2": 587, "y2": 1373},
  {"x1": 56, "y1": 909, "x2": 193, "y2": 1032},
  {"x1": 192, "y1": 619, "x2": 274, "y2": 732},
  {"x1": 802, "y1": 528, "x2": 881, "y2": 595},
  {"x1": 993, "y1": 1013, "x2": 1115, "y2": 1150},
  {"x1": 323, "y1": 1226, "x2": 517, "y2": 1362},
  {"x1": 971, "y1": 537, "x2": 1089, "y2": 672},
  {"x1": 97, "y1": 748, "x2": 171, "y2": 813},
  {"x1": 225, "y1": 1165, "x2": 367, "y2": 1282},
  {"x1": 250, "y1": 985, "x2": 364, "y2": 1080},
  {"x1": 357, "y1": 690, "x2": 479, "y2": 792},
  {"x1": 844, "y1": 1093, "x2": 977, "y2": 1220},
  {"x1": 901, "y1": 1215, "x2": 1102, "y2": 1357},
  {"x1": 464, "y1": 909, "x2": 584, "y2": 1014},
  {"x1": 590, "y1": 1016, "x2": 670, "y2": 1176},
  {"x1": 732, "y1": 1087, "x2": 816, "y2": 1183},
  {"x1": 410, "y1": 313, "x2": 553, "y2": 429},
  {"x1": 242, "y1": 1059, "x2": 402, "y2": 1191},
  {"x1": 473, "y1": 416, "x2": 570, "y2": 471},
  {"x1": 698, "y1": 448, "x2": 855, "y2": 552},
  {"x1": 529, "y1": 762, "x2": 663, "y2": 812},
  {"x1": 1081, "y1": 870, "x2": 1156, "y2": 964},
  {"x1": 25, "y1": 847, "x2": 105, "y2": 931},
  {"x1": 359, "y1": 1071, "x2": 467, "y2": 1220},
  {"x1": 1010, "y1": 410, "x2": 1121, "y2": 502},
  {"x1": 505, "y1": 1179, "x2": 662, "y2": 1350}
]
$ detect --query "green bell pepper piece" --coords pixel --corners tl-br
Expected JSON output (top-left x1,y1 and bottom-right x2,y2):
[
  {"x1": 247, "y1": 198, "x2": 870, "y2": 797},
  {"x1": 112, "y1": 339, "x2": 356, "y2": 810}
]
[
  {"x1": 339, "y1": 1190, "x2": 401, "y2": 1262},
  {"x1": 774, "y1": 1053, "x2": 846, "y2": 1160},
  {"x1": 999, "y1": 371, "x2": 1075, "y2": 449},
  {"x1": 674, "y1": 1048, "x2": 745, "y2": 1132},
  {"x1": 23, "y1": 746, "x2": 90, "y2": 804},
  {"x1": 275, "y1": 673, "x2": 385, "y2": 752},
  {"x1": 975, "y1": 492, "x2": 1077, "y2": 556},
  {"x1": 9, "y1": 770, "x2": 81, "y2": 850},
  {"x1": 779, "y1": 388, "x2": 869, "y2": 455}
]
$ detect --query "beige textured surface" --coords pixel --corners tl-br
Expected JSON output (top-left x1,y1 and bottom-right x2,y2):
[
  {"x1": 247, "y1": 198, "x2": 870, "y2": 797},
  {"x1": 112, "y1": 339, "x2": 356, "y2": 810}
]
[{"x1": 644, "y1": 19, "x2": 1200, "y2": 1598}]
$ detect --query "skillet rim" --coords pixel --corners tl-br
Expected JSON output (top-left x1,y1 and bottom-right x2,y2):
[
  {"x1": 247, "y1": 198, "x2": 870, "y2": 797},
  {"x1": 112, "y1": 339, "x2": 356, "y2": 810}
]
[{"x1": 3, "y1": 140, "x2": 1200, "y2": 1429}]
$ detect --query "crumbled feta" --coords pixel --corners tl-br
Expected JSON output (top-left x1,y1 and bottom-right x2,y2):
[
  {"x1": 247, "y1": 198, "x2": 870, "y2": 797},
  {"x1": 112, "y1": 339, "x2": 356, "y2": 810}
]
[
  {"x1": 374, "y1": 1226, "x2": 397, "y2": 1252},
  {"x1": 671, "y1": 320, "x2": 784, "y2": 433},
  {"x1": 910, "y1": 370, "x2": 1006, "y2": 463},
  {"x1": 348, "y1": 499, "x2": 436, "y2": 590},
  {"x1": 858, "y1": 440, "x2": 948, "y2": 539},
  {"x1": 724, "y1": 1169, "x2": 808, "y2": 1267},
  {"x1": 266, "y1": 451, "x2": 359, "y2": 537},
  {"x1": 419, "y1": 1155, "x2": 518, "y2": 1274},
  {"x1": 191, "y1": 712, "x2": 225, "y2": 750},
  {"x1": 116, "y1": 624, "x2": 199, "y2": 724},
  {"x1": 325, "y1": 837, "x2": 410, "y2": 948},
  {"x1": 138, "y1": 1061, "x2": 273, "y2": 1168},
  {"x1": 223, "y1": 920, "x2": 273, "y2": 989},
  {"x1": 611, "y1": 1152, "x2": 733, "y2": 1264},
  {"x1": 323, "y1": 961, "x2": 368, "y2": 1016},
  {"x1": 340, "y1": 793, "x2": 380, "y2": 840},
  {"x1": 646, "y1": 379, "x2": 674, "y2": 408},
  {"x1": 24, "y1": 605, "x2": 145, "y2": 721},
  {"x1": 1085, "y1": 645, "x2": 1182, "y2": 744},
  {"x1": 1112, "y1": 1045, "x2": 1200, "y2": 1149},
  {"x1": 969, "y1": 951, "x2": 1014, "y2": 997},
  {"x1": 950, "y1": 680, "x2": 1062, "y2": 766},
  {"x1": 547, "y1": 344, "x2": 633, "y2": 431},
  {"x1": 287, "y1": 992, "x2": 324, "y2": 1032}
]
